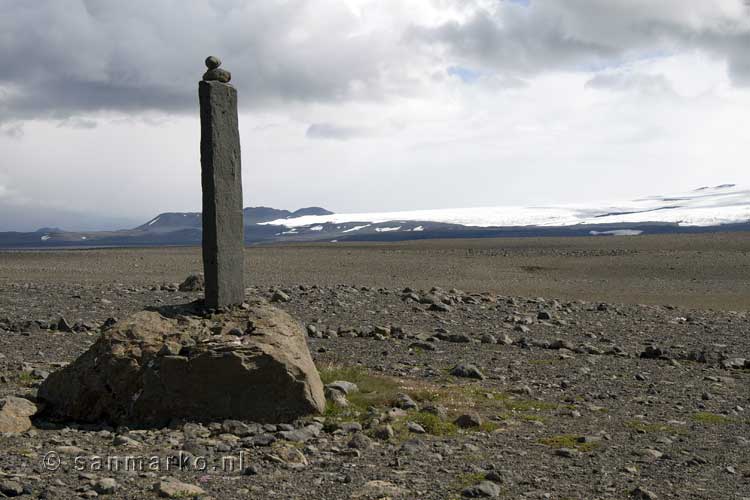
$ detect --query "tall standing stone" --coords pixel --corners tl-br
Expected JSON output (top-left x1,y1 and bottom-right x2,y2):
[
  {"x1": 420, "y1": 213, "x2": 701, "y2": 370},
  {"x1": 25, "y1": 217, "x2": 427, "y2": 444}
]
[{"x1": 199, "y1": 56, "x2": 244, "y2": 309}]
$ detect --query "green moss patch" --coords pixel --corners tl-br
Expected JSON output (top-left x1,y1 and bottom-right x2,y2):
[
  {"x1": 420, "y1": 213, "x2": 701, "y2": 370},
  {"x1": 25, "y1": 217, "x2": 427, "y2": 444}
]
[{"x1": 692, "y1": 412, "x2": 733, "y2": 425}]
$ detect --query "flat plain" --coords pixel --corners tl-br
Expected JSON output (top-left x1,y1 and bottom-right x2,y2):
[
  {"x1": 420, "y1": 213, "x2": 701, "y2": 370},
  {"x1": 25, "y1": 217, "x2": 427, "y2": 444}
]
[
  {"x1": 2, "y1": 232, "x2": 749, "y2": 309},
  {"x1": 0, "y1": 233, "x2": 748, "y2": 499}
]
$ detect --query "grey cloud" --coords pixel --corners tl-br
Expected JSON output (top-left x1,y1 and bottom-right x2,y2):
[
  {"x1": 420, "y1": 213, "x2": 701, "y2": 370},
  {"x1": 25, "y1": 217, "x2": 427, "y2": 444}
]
[
  {"x1": 410, "y1": 1, "x2": 750, "y2": 85},
  {"x1": 0, "y1": 200, "x2": 141, "y2": 232},
  {"x1": 0, "y1": 0, "x2": 395, "y2": 121},
  {"x1": 57, "y1": 117, "x2": 98, "y2": 129},
  {"x1": 4, "y1": 0, "x2": 750, "y2": 125},
  {"x1": 585, "y1": 73, "x2": 673, "y2": 94},
  {"x1": 0, "y1": 123, "x2": 24, "y2": 139},
  {"x1": 306, "y1": 123, "x2": 366, "y2": 141}
]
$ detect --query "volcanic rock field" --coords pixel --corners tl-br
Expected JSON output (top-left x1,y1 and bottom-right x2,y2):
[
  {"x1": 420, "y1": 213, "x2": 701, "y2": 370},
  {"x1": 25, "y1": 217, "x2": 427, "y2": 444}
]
[{"x1": 0, "y1": 234, "x2": 748, "y2": 499}]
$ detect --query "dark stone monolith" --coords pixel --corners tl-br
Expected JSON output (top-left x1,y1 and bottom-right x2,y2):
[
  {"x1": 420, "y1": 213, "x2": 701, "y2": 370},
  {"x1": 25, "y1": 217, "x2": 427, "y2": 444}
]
[{"x1": 199, "y1": 56, "x2": 244, "y2": 309}]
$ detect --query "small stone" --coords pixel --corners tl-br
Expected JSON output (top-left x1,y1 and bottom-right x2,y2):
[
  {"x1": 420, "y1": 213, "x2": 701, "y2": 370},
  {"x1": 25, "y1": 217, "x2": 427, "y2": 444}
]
[
  {"x1": 537, "y1": 311, "x2": 552, "y2": 320},
  {"x1": 407, "y1": 421, "x2": 426, "y2": 434},
  {"x1": 242, "y1": 465, "x2": 260, "y2": 476},
  {"x1": 396, "y1": 393, "x2": 419, "y2": 410},
  {"x1": 637, "y1": 448, "x2": 663, "y2": 461},
  {"x1": 252, "y1": 433, "x2": 276, "y2": 446},
  {"x1": 631, "y1": 486, "x2": 658, "y2": 500},
  {"x1": 326, "y1": 381, "x2": 359, "y2": 395},
  {"x1": 429, "y1": 302, "x2": 451, "y2": 312},
  {"x1": 268, "y1": 445, "x2": 308, "y2": 466},
  {"x1": 178, "y1": 274, "x2": 204, "y2": 292},
  {"x1": 339, "y1": 422, "x2": 362, "y2": 433},
  {"x1": 555, "y1": 448, "x2": 579, "y2": 458},
  {"x1": 271, "y1": 290, "x2": 290, "y2": 302},
  {"x1": 203, "y1": 67, "x2": 232, "y2": 83},
  {"x1": 205, "y1": 56, "x2": 222, "y2": 70},
  {"x1": 0, "y1": 480, "x2": 24, "y2": 497},
  {"x1": 550, "y1": 339, "x2": 574, "y2": 351},
  {"x1": 450, "y1": 364, "x2": 485, "y2": 380},
  {"x1": 0, "y1": 396, "x2": 37, "y2": 434},
  {"x1": 112, "y1": 435, "x2": 141, "y2": 448},
  {"x1": 480, "y1": 334, "x2": 497, "y2": 344},
  {"x1": 421, "y1": 404, "x2": 448, "y2": 419},
  {"x1": 279, "y1": 423, "x2": 322, "y2": 443},
  {"x1": 454, "y1": 413, "x2": 482, "y2": 428},
  {"x1": 462, "y1": 480, "x2": 501, "y2": 497},
  {"x1": 347, "y1": 432, "x2": 372, "y2": 450},
  {"x1": 325, "y1": 387, "x2": 349, "y2": 408},
  {"x1": 222, "y1": 420, "x2": 252, "y2": 437},
  {"x1": 640, "y1": 346, "x2": 665, "y2": 359},
  {"x1": 374, "y1": 424, "x2": 395, "y2": 440},
  {"x1": 154, "y1": 479, "x2": 206, "y2": 498},
  {"x1": 93, "y1": 478, "x2": 117, "y2": 495}
]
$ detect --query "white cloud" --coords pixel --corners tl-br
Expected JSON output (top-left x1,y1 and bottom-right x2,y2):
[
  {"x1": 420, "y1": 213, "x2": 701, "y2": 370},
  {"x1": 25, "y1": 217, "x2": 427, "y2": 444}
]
[{"x1": 0, "y1": 1, "x2": 750, "y2": 229}]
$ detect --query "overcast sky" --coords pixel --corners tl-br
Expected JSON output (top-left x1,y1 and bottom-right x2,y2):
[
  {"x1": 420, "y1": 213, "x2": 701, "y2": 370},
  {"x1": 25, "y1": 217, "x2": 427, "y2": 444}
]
[{"x1": 2, "y1": 0, "x2": 750, "y2": 231}]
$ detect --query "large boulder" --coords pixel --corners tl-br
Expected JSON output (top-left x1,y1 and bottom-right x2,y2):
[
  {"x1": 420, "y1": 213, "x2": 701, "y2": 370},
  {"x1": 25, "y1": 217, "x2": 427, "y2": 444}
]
[{"x1": 38, "y1": 299, "x2": 325, "y2": 426}]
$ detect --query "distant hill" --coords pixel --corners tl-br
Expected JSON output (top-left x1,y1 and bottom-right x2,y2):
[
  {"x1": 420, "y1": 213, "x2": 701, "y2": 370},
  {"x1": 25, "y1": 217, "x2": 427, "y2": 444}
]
[
  {"x1": 136, "y1": 207, "x2": 334, "y2": 232},
  {"x1": 0, "y1": 206, "x2": 335, "y2": 248},
  {"x1": 1, "y1": 186, "x2": 749, "y2": 249}
]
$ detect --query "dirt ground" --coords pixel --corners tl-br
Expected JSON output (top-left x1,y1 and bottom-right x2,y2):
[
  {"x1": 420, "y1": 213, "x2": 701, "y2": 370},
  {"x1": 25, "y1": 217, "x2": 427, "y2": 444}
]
[
  {"x1": 1, "y1": 232, "x2": 749, "y2": 310},
  {"x1": 0, "y1": 234, "x2": 748, "y2": 499}
]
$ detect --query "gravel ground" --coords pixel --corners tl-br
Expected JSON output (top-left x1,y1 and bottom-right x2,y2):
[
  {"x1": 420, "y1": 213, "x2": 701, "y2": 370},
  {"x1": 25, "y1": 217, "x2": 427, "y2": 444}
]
[{"x1": 0, "y1": 234, "x2": 748, "y2": 499}]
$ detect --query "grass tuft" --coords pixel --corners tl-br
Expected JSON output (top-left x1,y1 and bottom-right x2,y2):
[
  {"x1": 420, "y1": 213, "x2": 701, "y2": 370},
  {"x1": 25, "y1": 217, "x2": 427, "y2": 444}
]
[{"x1": 692, "y1": 412, "x2": 733, "y2": 425}]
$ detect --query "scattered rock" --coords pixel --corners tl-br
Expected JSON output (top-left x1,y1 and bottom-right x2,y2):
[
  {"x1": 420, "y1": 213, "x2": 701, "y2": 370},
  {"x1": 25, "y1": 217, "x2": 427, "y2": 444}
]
[
  {"x1": 154, "y1": 479, "x2": 206, "y2": 498},
  {"x1": 326, "y1": 381, "x2": 359, "y2": 395},
  {"x1": 93, "y1": 478, "x2": 117, "y2": 495},
  {"x1": 178, "y1": 274, "x2": 204, "y2": 292},
  {"x1": 462, "y1": 480, "x2": 501, "y2": 497},
  {"x1": 454, "y1": 413, "x2": 482, "y2": 428},
  {"x1": 374, "y1": 424, "x2": 395, "y2": 440},
  {"x1": 631, "y1": 486, "x2": 658, "y2": 500},
  {"x1": 0, "y1": 480, "x2": 24, "y2": 497},
  {"x1": 396, "y1": 393, "x2": 418, "y2": 410},
  {"x1": 0, "y1": 396, "x2": 37, "y2": 433},
  {"x1": 348, "y1": 432, "x2": 372, "y2": 450},
  {"x1": 271, "y1": 290, "x2": 291, "y2": 303},
  {"x1": 450, "y1": 364, "x2": 486, "y2": 380}
]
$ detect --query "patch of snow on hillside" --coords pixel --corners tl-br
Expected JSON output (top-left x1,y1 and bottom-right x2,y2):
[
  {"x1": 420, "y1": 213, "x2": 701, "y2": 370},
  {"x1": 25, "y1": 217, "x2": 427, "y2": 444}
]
[
  {"x1": 589, "y1": 230, "x2": 643, "y2": 236},
  {"x1": 309, "y1": 225, "x2": 324, "y2": 231},
  {"x1": 375, "y1": 226, "x2": 401, "y2": 232},
  {"x1": 148, "y1": 217, "x2": 160, "y2": 226},
  {"x1": 40, "y1": 235, "x2": 51, "y2": 241},
  {"x1": 343, "y1": 224, "x2": 370, "y2": 233}
]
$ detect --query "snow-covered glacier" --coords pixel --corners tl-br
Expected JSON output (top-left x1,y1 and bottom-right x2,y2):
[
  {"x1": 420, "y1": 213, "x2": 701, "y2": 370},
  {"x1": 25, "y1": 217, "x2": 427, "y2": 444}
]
[{"x1": 263, "y1": 184, "x2": 750, "y2": 230}]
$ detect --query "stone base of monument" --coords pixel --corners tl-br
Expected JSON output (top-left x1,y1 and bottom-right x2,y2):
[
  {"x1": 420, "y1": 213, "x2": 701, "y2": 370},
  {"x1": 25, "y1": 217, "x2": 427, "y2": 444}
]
[{"x1": 37, "y1": 299, "x2": 325, "y2": 426}]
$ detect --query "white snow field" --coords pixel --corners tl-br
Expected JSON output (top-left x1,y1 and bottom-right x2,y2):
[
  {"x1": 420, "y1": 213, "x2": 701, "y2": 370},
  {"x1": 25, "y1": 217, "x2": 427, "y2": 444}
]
[{"x1": 263, "y1": 185, "x2": 750, "y2": 230}]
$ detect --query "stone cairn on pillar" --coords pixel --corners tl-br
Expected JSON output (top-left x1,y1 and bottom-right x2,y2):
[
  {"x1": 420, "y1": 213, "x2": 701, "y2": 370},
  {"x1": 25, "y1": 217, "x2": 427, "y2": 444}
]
[{"x1": 36, "y1": 58, "x2": 325, "y2": 426}]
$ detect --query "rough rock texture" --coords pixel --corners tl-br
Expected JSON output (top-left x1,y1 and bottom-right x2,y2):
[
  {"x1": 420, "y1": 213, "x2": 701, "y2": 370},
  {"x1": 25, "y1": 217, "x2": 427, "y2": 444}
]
[
  {"x1": 37, "y1": 299, "x2": 324, "y2": 426},
  {"x1": 178, "y1": 273, "x2": 204, "y2": 292},
  {"x1": 0, "y1": 396, "x2": 37, "y2": 433},
  {"x1": 199, "y1": 78, "x2": 244, "y2": 309}
]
